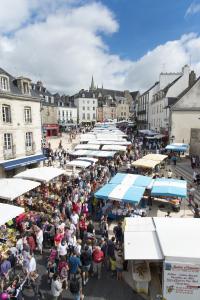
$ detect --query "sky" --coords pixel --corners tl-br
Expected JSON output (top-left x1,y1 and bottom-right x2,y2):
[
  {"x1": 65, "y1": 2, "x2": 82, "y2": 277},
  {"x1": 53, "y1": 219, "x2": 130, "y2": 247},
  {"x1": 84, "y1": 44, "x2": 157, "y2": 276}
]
[{"x1": 0, "y1": 0, "x2": 200, "y2": 94}]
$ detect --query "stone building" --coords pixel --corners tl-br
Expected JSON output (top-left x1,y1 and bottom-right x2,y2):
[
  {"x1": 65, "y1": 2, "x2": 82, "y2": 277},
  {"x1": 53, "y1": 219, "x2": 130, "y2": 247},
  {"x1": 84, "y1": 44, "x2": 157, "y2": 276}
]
[{"x1": 0, "y1": 68, "x2": 44, "y2": 178}]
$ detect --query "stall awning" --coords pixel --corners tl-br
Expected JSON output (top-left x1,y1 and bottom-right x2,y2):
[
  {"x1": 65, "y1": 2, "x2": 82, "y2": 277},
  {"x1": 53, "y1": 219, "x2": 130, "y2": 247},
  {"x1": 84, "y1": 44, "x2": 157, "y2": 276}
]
[
  {"x1": 151, "y1": 178, "x2": 187, "y2": 198},
  {"x1": 102, "y1": 145, "x2": 126, "y2": 152},
  {"x1": 87, "y1": 150, "x2": 116, "y2": 158},
  {"x1": 0, "y1": 154, "x2": 46, "y2": 170},
  {"x1": 67, "y1": 160, "x2": 91, "y2": 169},
  {"x1": 109, "y1": 173, "x2": 153, "y2": 188},
  {"x1": 76, "y1": 157, "x2": 98, "y2": 164},
  {"x1": 89, "y1": 140, "x2": 131, "y2": 146},
  {"x1": 74, "y1": 144, "x2": 100, "y2": 150},
  {"x1": 0, "y1": 178, "x2": 40, "y2": 200},
  {"x1": 132, "y1": 158, "x2": 159, "y2": 169},
  {"x1": 15, "y1": 167, "x2": 65, "y2": 182},
  {"x1": 95, "y1": 183, "x2": 145, "y2": 203},
  {"x1": 165, "y1": 143, "x2": 189, "y2": 152},
  {"x1": 124, "y1": 231, "x2": 163, "y2": 260},
  {"x1": 0, "y1": 204, "x2": 24, "y2": 226},
  {"x1": 69, "y1": 150, "x2": 92, "y2": 156},
  {"x1": 143, "y1": 154, "x2": 168, "y2": 162}
]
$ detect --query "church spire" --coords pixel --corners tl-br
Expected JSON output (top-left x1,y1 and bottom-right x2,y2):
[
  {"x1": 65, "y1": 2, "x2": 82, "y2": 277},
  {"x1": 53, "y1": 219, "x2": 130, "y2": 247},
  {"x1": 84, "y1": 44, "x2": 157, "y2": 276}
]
[{"x1": 90, "y1": 75, "x2": 95, "y2": 91}]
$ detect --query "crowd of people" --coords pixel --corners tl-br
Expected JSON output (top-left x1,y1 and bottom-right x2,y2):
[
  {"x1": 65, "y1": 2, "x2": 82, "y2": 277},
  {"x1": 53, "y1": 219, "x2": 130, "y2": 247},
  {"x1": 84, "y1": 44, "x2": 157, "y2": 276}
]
[{"x1": 0, "y1": 126, "x2": 199, "y2": 300}]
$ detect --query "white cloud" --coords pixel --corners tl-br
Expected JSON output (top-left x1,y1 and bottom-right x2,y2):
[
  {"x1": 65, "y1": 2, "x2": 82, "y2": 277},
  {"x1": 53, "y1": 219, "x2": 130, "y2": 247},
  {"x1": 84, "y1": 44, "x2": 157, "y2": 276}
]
[
  {"x1": 124, "y1": 33, "x2": 200, "y2": 91},
  {"x1": 185, "y1": 2, "x2": 200, "y2": 16},
  {"x1": 0, "y1": 1, "x2": 200, "y2": 94}
]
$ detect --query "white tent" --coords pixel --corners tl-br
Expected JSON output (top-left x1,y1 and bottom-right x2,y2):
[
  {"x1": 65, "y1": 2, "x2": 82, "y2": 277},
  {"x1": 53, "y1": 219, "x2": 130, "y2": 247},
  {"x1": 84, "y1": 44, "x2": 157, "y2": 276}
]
[
  {"x1": 0, "y1": 178, "x2": 40, "y2": 201},
  {"x1": 15, "y1": 167, "x2": 65, "y2": 183},
  {"x1": 102, "y1": 145, "x2": 126, "y2": 152},
  {"x1": 124, "y1": 218, "x2": 163, "y2": 261},
  {"x1": 74, "y1": 144, "x2": 100, "y2": 150},
  {"x1": 89, "y1": 140, "x2": 131, "y2": 146},
  {"x1": 66, "y1": 160, "x2": 91, "y2": 169},
  {"x1": 69, "y1": 150, "x2": 91, "y2": 156},
  {"x1": 0, "y1": 203, "x2": 24, "y2": 226},
  {"x1": 76, "y1": 157, "x2": 98, "y2": 163}
]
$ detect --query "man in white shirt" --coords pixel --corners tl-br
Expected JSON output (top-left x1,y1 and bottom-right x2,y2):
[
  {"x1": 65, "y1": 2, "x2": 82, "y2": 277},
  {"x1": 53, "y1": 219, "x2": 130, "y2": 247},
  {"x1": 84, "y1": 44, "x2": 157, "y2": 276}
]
[
  {"x1": 28, "y1": 254, "x2": 36, "y2": 273},
  {"x1": 70, "y1": 211, "x2": 79, "y2": 226}
]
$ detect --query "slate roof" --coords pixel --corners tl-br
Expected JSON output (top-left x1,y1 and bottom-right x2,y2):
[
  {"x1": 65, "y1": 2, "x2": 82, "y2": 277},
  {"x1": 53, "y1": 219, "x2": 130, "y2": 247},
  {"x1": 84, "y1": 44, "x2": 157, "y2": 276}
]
[
  {"x1": 130, "y1": 91, "x2": 139, "y2": 100},
  {"x1": 0, "y1": 67, "x2": 39, "y2": 100}
]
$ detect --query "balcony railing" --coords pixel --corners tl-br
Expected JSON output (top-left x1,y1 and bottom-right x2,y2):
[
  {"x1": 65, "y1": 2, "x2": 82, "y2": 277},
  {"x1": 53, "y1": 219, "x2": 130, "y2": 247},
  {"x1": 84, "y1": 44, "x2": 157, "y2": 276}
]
[
  {"x1": 25, "y1": 142, "x2": 36, "y2": 155},
  {"x1": 3, "y1": 145, "x2": 16, "y2": 160}
]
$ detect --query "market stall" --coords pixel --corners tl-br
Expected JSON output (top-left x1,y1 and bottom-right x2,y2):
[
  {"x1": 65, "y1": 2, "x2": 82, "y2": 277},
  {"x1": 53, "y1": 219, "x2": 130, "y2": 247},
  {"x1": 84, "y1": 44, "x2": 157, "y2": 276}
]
[
  {"x1": 151, "y1": 178, "x2": 187, "y2": 198},
  {"x1": 102, "y1": 145, "x2": 127, "y2": 152},
  {"x1": 132, "y1": 158, "x2": 159, "y2": 169},
  {"x1": 69, "y1": 149, "x2": 92, "y2": 157},
  {"x1": 74, "y1": 144, "x2": 100, "y2": 150},
  {"x1": 165, "y1": 143, "x2": 189, "y2": 152},
  {"x1": 109, "y1": 173, "x2": 153, "y2": 188},
  {"x1": 66, "y1": 160, "x2": 92, "y2": 169},
  {"x1": 0, "y1": 178, "x2": 41, "y2": 201},
  {"x1": 0, "y1": 203, "x2": 24, "y2": 226},
  {"x1": 123, "y1": 217, "x2": 200, "y2": 300},
  {"x1": 76, "y1": 157, "x2": 98, "y2": 164},
  {"x1": 86, "y1": 150, "x2": 116, "y2": 158},
  {"x1": 89, "y1": 140, "x2": 132, "y2": 146},
  {"x1": 143, "y1": 154, "x2": 168, "y2": 162},
  {"x1": 14, "y1": 167, "x2": 65, "y2": 183}
]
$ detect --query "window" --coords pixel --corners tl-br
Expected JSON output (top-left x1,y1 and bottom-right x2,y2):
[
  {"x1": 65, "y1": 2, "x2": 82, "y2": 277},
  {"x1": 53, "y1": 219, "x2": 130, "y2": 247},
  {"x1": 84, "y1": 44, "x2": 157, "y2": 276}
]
[
  {"x1": 93, "y1": 113, "x2": 96, "y2": 119},
  {"x1": 4, "y1": 133, "x2": 12, "y2": 150},
  {"x1": 23, "y1": 82, "x2": 29, "y2": 94},
  {"x1": 82, "y1": 93, "x2": 85, "y2": 98},
  {"x1": 0, "y1": 76, "x2": 9, "y2": 91},
  {"x1": 24, "y1": 107, "x2": 32, "y2": 123},
  {"x1": 2, "y1": 105, "x2": 11, "y2": 123},
  {"x1": 70, "y1": 111, "x2": 72, "y2": 118},
  {"x1": 26, "y1": 132, "x2": 33, "y2": 147},
  {"x1": 82, "y1": 106, "x2": 85, "y2": 110},
  {"x1": 87, "y1": 107, "x2": 90, "y2": 110},
  {"x1": 87, "y1": 113, "x2": 90, "y2": 120},
  {"x1": 87, "y1": 100, "x2": 89, "y2": 104},
  {"x1": 93, "y1": 107, "x2": 95, "y2": 111},
  {"x1": 82, "y1": 113, "x2": 85, "y2": 120},
  {"x1": 93, "y1": 100, "x2": 95, "y2": 104}
]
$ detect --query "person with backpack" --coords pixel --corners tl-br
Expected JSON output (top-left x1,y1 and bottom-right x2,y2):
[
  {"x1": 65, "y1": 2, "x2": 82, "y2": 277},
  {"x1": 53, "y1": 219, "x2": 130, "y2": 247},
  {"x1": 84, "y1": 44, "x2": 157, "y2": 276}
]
[
  {"x1": 80, "y1": 245, "x2": 92, "y2": 285},
  {"x1": 68, "y1": 252, "x2": 82, "y2": 279},
  {"x1": 69, "y1": 269, "x2": 84, "y2": 300},
  {"x1": 113, "y1": 222, "x2": 123, "y2": 244},
  {"x1": 92, "y1": 246, "x2": 104, "y2": 279}
]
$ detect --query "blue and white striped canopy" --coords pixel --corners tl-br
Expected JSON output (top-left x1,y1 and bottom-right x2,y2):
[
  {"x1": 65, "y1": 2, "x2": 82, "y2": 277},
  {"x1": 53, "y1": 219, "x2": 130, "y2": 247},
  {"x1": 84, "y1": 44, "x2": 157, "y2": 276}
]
[
  {"x1": 95, "y1": 183, "x2": 145, "y2": 203},
  {"x1": 109, "y1": 173, "x2": 153, "y2": 187},
  {"x1": 151, "y1": 178, "x2": 187, "y2": 198}
]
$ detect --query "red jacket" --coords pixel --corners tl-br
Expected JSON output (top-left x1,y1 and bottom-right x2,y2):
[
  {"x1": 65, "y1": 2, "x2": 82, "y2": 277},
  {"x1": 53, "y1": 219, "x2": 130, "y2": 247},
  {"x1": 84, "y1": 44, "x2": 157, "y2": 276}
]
[{"x1": 92, "y1": 249, "x2": 104, "y2": 263}]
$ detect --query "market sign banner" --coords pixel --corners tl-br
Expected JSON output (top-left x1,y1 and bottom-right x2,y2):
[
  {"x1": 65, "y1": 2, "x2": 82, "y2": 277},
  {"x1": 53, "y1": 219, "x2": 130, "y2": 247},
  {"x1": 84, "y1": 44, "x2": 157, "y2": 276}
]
[{"x1": 163, "y1": 261, "x2": 200, "y2": 300}]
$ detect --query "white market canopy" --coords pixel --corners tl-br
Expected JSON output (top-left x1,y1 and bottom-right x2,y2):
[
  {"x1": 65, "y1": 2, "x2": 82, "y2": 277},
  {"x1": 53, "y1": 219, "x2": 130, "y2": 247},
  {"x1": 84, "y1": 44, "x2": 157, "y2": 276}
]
[
  {"x1": 0, "y1": 178, "x2": 40, "y2": 201},
  {"x1": 89, "y1": 140, "x2": 131, "y2": 146},
  {"x1": 124, "y1": 217, "x2": 200, "y2": 263},
  {"x1": 15, "y1": 167, "x2": 65, "y2": 183},
  {"x1": 0, "y1": 203, "x2": 24, "y2": 226},
  {"x1": 124, "y1": 217, "x2": 163, "y2": 261},
  {"x1": 66, "y1": 160, "x2": 92, "y2": 169},
  {"x1": 102, "y1": 145, "x2": 126, "y2": 152},
  {"x1": 132, "y1": 158, "x2": 159, "y2": 169},
  {"x1": 76, "y1": 157, "x2": 98, "y2": 164},
  {"x1": 69, "y1": 150, "x2": 92, "y2": 156},
  {"x1": 143, "y1": 154, "x2": 168, "y2": 162},
  {"x1": 86, "y1": 150, "x2": 116, "y2": 158},
  {"x1": 74, "y1": 144, "x2": 100, "y2": 150}
]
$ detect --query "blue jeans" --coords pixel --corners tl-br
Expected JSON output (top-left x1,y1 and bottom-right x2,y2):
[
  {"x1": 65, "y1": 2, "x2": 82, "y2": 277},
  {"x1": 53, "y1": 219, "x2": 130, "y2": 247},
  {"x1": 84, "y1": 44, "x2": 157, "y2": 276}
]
[{"x1": 74, "y1": 293, "x2": 80, "y2": 300}]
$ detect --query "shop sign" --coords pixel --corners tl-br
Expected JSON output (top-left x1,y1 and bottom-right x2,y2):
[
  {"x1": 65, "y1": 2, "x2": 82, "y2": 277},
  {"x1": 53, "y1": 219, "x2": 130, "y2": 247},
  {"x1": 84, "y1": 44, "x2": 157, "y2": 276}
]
[{"x1": 163, "y1": 261, "x2": 200, "y2": 300}]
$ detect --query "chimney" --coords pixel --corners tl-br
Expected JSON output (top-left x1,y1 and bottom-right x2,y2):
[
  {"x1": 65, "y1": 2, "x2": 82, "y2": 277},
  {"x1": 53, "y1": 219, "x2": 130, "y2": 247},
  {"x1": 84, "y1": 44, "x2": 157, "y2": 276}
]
[{"x1": 189, "y1": 70, "x2": 196, "y2": 87}]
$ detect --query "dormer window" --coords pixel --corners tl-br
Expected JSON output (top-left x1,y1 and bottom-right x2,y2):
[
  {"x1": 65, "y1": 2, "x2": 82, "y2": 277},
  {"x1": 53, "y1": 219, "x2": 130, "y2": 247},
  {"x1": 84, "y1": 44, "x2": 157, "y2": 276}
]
[
  {"x1": 23, "y1": 82, "x2": 29, "y2": 94},
  {"x1": 82, "y1": 93, "x2": 85, "y2": 98},
  {"x1": 0, "y1": 76, "x2": 9, "y2": 91}
]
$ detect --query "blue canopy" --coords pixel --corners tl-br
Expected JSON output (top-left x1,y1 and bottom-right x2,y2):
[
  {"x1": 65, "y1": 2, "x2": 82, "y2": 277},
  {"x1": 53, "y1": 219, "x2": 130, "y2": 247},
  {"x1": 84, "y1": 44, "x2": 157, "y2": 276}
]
[
  {"x1": 109, "y1": 173, "x2": 153, "y2": 188},
  {"x1": 165, "y1": 143, "x2": 189, "y2": 152},
  {"x1": 95, "y1": 183, "x2": 145, "y2": 203},
  {"x1": 151, "y1": 178, "x2": 187, "y2": 198}
]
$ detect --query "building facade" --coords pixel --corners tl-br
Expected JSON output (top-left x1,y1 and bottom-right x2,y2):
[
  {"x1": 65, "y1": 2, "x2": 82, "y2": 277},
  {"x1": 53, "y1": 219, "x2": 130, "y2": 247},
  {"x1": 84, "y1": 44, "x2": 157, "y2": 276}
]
[
  {"x1": 73, "y1": 91, "x2": 97, "y2": 124},
  {"x1": 0, "y1": 68, "x2": 44, "y2": 178},
  {"x1": 32, "y1": 81, "x2": 59, "y2": 137},
  {"x1": 170, "y1": 76, "x2": 200, "y2": 152}
]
